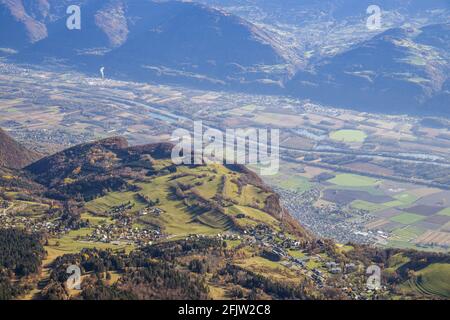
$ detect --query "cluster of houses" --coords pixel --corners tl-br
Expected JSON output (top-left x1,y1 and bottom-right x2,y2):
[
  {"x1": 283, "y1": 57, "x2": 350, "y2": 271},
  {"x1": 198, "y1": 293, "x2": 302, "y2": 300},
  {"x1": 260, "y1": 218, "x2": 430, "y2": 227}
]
[
  {"x1": 179, "y1": 226, "x2": 375, "y2": 299},
  {"x1": 0, "y1": 212, "x2": 68, "y2": 235},
  {"x1": 276, "y1": 187, "x2": 379, "y2": 245},
  {"x1": 215, "y1": 233, "x2": 242, "y2": 241},
  {"x1": 0, "y1": 200, "x2": 10, "y2": 210},
  {"x1": 244, "y1": 225, "x2": 301, "y2": 247},
  {"x1": 84, "y1": 201, "x2": 167, "y2": 246},
  {"x1": 185, "y1": 233, "x2": 242, "y2": 242},
  {"x1": 84, "y1": 222, "x2": 163, "y2": 246},
  {"x1": 139, "y1": 206, "x2": 164, "y2": 216},
  {"x1": 106, "y1": 200, "x2": 165, "y2": 218},
  {"x1": 311, "y1": 269, "x2": 325, "y2": 286},
  {"x1": 324, "y1": 261, "x2": 357, "y2": 274},
  {"x1": 242, "y1": 223, "x2": 365, "y2": 293},
  {"x1": 106, "y1": 202, "x2": 135, "y2": 216}
]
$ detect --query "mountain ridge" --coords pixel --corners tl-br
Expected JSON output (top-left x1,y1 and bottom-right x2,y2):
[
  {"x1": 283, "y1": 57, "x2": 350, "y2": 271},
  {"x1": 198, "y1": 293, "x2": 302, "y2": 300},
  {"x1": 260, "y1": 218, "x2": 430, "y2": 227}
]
[
  {"x1": 0, "y1": 128, "x2": 41, "y2": 169},
  {"x1": 3, "y1": 0, "x2": 289, "y2": 91},
  {"x1": 24, "y1": 134, "x2": 310, "y2": 239},
  {"x1": 287, "y1": 23, "x2": 450, "y2": 116},
  {"x1": 1, "y1": 0, "x2": 449, "y2": 115}
]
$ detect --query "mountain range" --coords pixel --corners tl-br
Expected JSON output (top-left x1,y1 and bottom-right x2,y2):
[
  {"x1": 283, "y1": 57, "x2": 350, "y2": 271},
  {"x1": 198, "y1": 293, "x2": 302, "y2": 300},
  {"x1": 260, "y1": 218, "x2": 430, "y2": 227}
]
[
  {"x1": 287, "y1": 23, "x2": 450, "y2": 116},
  {"x1": 1, "y1": 0, "x2": 289, "y2": 91},
  {"x1": 0, "y1": 0, "x2": 449, "y2": 115}
]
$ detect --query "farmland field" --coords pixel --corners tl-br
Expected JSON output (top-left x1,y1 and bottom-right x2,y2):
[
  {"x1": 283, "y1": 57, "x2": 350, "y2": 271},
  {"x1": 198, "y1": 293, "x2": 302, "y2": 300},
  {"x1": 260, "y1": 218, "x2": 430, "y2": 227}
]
[
  {"x1": 405, "y1": 263, "x2": 450, "y2": 298},
  {"x1": 438, "y1": 208, "x2": 450, "y2": 217},
  {"x1": 328, "y1": 174, "x2": 379, "y2": 187},
  {"x1": 392, "y1": 226, "x2": 426, "y2": 241},
  {"x1": 390, "y1": 213, "x2": 426, "y2": 224},
  {"x1": 329, "y1": 129, "x2": 367, "y2": 143},
  {"x1": 351, "y1": 200, "x2": 387, "y2": 212},
  {"x1": 278, "y1": 176, "x2": 313, "y2": 193},
  {"x1": 271, "y1": 162, "x2": 450, "y2": 252}
]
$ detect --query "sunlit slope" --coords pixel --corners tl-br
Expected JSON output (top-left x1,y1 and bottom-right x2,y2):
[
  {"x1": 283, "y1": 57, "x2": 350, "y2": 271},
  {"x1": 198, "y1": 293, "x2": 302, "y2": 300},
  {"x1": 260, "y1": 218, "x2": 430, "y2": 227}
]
[{"x1": 26, "y1": 136, "x2": 309, "y2": 240}]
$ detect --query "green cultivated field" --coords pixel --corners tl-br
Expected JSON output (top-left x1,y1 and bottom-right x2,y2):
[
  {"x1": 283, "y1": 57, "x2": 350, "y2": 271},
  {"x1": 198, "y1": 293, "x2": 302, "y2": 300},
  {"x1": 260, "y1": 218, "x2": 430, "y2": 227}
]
[
  {"x1": 392, "y1": 226, "x2": 426, "y2": 241},
  {"x1": 330, "y1": 129, "x2": 367, "y2": 143},
  {"x1": 351, "y1": 192, "x2": 419, "y2": 212},
  {"x1": 328, "y1": 174, "x2": 379, "y2": 187},
  {"x1": 438, "y1": 208, "x2": 450, "y2": 217},
  {"x1": 234, "y1": 205, "x2": 280, "y2": 229},
  {"x1": 390, "y1": 213, "x2": 425, "y2": 224},
  {"x1": 277, "y1": 176, "x2": 313, "y2": 193},
  {"x1": 405, "y1": 263, "x2": 450, "y2": 298},
  {"x1": 351, "y1": 200, "x2": 386, "y2": 212},
  {"x1": 383, "y1": 193, "x2": 418, "y2": 208}
]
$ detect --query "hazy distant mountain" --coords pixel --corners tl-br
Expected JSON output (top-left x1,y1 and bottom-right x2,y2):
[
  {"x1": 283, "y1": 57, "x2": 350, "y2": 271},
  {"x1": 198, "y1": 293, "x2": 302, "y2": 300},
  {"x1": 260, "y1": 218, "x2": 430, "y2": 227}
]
[
  {"x1": 1, "y1": 0, "x2": 449, "y2": 115},
  {"x1": 202, "y1": 0, "x2": 450, "y2": 20},
  {"x1": 0, "y1": 128, "x2": 40, "y2": 169},
  {"x1": 0, "y1": 0, "x2": 47, "y2": 49},
  {"x1": 200, "y1": 0, "x2": 450, "y2": 59},
  {"x1": 102, "y1": 1, "x2": 289, "y2": 89},
  {"x1": 1, "y1": 0, "x2": 289, "y2": 90},
  {"x1": 287, "y1": 23, "x2": 450, "y2": 116}
]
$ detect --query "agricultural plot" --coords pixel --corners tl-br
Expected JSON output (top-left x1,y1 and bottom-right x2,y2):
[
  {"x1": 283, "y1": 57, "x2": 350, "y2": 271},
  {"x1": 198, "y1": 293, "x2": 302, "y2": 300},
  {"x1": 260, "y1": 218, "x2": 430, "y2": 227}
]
[
  {"x1": 83, "y1": 174, "x2": 229, "y2": 240},
  {"x1": 228, "y1": 205, "x2": 280, "y2": 230},
  {"x1": 438, "y1": 208, "x2": 450, "y2": 217},
  {"x1": 422, "y1": 215, "x2": 450, "y2": 225},
  {"x1": 345, "y1": 161, "x2": 395, "y2": 176},
  {"x1": 328, "y1": 174, "x2": 379, "y2": 187},
  {"x1": 277, "y1": 176, "x2": 313, "y2": 193},
  {"x1": 390, "y1": 213, "x2": 426, "y2": 224},
  {"x1": 391, "y1": 226, "x2": 426, "y2": 242},
  {"x1": 416, "y1": 191, "x2": 450, "y2": 207},
  {"x1": 376, "y1": 203, "x2": 450, "y2": 250},
  {"x1": 270, "y1": 160, "x2": 450, "y2": 252},
  {"x1": 329, "y1": 129, "x2": 367, "y2": 143},
  {"x1": 262, "y1": 162, "x2": 315, "y2": 194},
  {"x1": 323, "y1": 189, "x2": 393, "y2": 206},
  {"x1": 253, "y1": 112, "x2": 305, "y2": 128},
  {"x1": 235, "y1": 255, "x2": 300, "y2": 284},
  {"x1": 351, "y1": 200, "x2": 387, "y2": 212},
  {"x1": 374, "y1": 208, "x2": 404, "y2": 218},
  {"x1": 403, "y1": 205, "x2": 444, "y2": 216},
  {"x1": 404, "y1": 263, "x2": 450, "y2": 298},
  {"x1": 413, "y1": 231, "x2": 450, "y2": 247},
  {"x1": 350, "y1": 191, "x2": 418, "y2": 212},
  {"x1": 321, "y1": 175, "x2": 450, "y2": 251}
]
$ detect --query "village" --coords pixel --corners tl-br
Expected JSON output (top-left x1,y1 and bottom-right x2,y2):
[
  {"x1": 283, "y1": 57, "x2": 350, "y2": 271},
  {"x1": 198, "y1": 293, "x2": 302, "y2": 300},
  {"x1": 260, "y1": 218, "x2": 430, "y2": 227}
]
[
  {"x1": 184, "y1": 222, "x2": 379, "y2": 299},
  {"x1": 81, "y1": 201, "x2": 166, "y2": 246},
  {"x1": 0, "y1": 188, "x2": 387, "y2": 300},
  {"x1": 0, "y1": 206, "x2": 69, "y2": 236},
  {"x1": 274, "y1": 187, "x2": 379, "y2": 245}
]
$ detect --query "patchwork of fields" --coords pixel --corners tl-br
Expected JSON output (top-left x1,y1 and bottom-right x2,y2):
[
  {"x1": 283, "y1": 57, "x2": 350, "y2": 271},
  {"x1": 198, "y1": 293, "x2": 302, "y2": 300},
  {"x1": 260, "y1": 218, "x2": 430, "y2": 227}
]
[
  {"x1": 329, "y1": 174, "x2": 450, "y2": 250},
  {"x1": 267, "y1": 164, "x2": 450, "y2": 252},
  {"x1": 329, "y1": 130, "x2": 367, "y2": 143}
]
